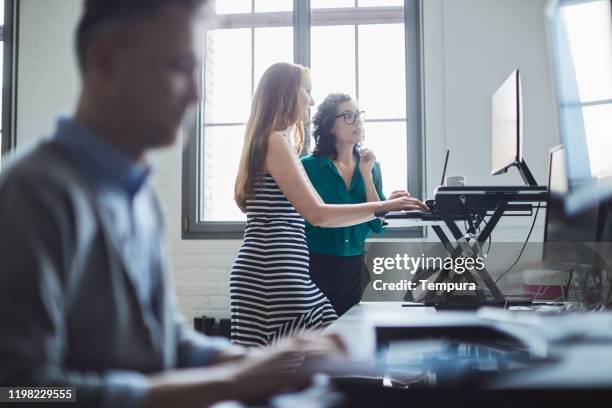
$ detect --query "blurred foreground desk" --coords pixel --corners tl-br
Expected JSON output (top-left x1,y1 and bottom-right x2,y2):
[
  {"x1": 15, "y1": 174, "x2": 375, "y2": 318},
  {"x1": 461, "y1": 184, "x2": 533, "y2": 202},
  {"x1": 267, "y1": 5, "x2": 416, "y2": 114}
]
[
  {"x1": 325, "y1": 302, "x2": 612, "y2": 407},
  {"x1": 326, "y1": 302, "x2": 436, "y2": 359}
]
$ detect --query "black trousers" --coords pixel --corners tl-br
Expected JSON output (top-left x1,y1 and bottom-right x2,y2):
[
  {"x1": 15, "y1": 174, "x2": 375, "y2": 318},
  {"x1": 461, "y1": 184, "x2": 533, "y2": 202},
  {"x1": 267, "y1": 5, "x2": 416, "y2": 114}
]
[{"x1": 309, "y1": 252, "x2": 364, "y2": 317}]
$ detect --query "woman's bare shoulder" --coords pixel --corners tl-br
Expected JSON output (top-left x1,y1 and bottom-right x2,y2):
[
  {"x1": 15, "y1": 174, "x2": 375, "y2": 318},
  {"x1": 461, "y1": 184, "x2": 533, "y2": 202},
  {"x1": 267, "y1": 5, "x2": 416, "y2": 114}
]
[
  {"x1": 264, "y1": 131, "x2": 295, "y2": 172},
  {"x1": 268, "y1": 131, "x2": 291, "y2": 145}
]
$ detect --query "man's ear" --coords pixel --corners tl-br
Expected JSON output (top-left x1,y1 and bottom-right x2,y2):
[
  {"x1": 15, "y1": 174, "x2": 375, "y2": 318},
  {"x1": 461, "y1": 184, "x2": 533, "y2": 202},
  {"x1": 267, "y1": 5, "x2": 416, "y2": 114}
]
[{"x1": 86, "y1": 35, "x2": 116, "y2": 86}]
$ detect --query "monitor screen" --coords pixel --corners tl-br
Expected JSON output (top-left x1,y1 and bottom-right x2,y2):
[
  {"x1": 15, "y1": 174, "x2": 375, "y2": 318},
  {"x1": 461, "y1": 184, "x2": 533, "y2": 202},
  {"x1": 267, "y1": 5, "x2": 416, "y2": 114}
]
[
  {"x1": 543, "y1": 145, "x2": 601, "y2": 272},
  {"x1": 544, "y1": 145, "x2": 599, "y2": 244},
  {"x1": 543, "y1": 145, "x2": 612, "y2": 308},
  {"x1": 491, "y1": 70, "x2": 522, "y2": 176},
  {"x1": 546, "y1": 0, "x2": 612, "y2": 213}
]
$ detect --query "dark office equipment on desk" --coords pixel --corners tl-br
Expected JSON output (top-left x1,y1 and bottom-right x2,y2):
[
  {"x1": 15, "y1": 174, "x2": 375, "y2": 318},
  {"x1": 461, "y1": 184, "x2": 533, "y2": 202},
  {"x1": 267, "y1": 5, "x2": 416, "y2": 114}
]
[
  {"x1": 543, "y1": 146, "x2": 600, "y2": 248},
  {"x1": 430, "y1": 70, "x2": 545, "y2": 220},
  {"x1": 541, "y1": 146, "x2": 612, "y2": 309},
  {"x1": 328, "y1": 303, "x2": 612, "y2": 407},
  {"x1": 364, "y1": 311, "x2": 612, "y2": 407}
]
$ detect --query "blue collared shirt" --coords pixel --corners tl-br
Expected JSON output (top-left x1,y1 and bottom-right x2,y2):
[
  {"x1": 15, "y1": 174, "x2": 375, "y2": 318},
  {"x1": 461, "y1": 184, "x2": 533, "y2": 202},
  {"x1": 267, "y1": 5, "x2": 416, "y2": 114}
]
[
  {"x1": 0, "y1": 119, "x2": 231, "y2": 408},
  {"x1": 54, "y1": 119, "x2": 158, "y2": 308},
  {"x1": 53, "y1": 119, "x2": 160, "y2": 407}
]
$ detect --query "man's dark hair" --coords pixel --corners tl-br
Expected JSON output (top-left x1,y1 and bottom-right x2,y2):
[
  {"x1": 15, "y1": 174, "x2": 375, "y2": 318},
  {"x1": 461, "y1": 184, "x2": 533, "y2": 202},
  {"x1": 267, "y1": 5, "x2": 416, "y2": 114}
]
[
  {"x1": 312, "y1": 93, "x2": 360, "y2": 160},
  {"x1": 76, "y1": 0, "x2": 207, "y2": 73}
]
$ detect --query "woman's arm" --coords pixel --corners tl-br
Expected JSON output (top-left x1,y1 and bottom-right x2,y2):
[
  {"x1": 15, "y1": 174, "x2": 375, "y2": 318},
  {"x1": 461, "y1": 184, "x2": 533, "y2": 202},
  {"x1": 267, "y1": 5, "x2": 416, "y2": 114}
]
[
  {"x1": 359, "y1": 148, "x2": 381, "y2": 203},
  {"x1": 265, "y1": 132, "x2": 426, "y2": 227},
  {"x1": 364, "y1": 180, "x2": 380, "y2": 202}
]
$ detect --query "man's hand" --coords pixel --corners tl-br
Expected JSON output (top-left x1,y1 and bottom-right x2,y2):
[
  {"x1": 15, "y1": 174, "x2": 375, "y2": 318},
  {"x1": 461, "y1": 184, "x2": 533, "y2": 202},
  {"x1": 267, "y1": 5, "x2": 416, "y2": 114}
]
[
  {"x1": 273, "y1": 332, "x2": 347, "y2": 359},
  {"x1": 145, "y1": 333, "x2": 347, "y2": 408},
  {"x1": 229, "y1": 333, "x2": 347, "y2": 403},
  {"x1": 208, "y1": 345, "x2": 248, "y2": 365}
]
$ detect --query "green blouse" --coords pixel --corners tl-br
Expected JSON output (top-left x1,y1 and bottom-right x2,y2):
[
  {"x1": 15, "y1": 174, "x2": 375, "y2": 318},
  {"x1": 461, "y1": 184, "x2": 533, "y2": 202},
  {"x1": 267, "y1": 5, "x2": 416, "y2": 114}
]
[{"x1": 301, "y1": 154, "x2": 386, "y2": 257}]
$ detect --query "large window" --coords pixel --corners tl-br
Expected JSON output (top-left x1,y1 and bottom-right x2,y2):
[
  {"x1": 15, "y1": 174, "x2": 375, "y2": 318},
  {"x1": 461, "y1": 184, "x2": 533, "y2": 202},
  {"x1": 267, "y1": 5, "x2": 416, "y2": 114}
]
[
  {"x1": 183, "y1": 0, "x2": 423, "y2": 238},
  {"x1": 0, "y1": 0, "x2": 5, "y2": 167},
  {"x1": 558, "y1": 0, "x2": 612, "y2": 179}
]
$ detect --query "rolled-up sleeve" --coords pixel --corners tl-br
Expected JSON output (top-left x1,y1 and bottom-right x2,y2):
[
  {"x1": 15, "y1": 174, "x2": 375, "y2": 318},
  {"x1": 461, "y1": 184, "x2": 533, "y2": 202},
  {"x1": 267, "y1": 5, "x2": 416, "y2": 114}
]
[
  {"x1": 100, "y1": 371, "x2": 149, "y2": 408},
  {"x1": 175, "y1": 318, "x2": 231, "y2": 367}
]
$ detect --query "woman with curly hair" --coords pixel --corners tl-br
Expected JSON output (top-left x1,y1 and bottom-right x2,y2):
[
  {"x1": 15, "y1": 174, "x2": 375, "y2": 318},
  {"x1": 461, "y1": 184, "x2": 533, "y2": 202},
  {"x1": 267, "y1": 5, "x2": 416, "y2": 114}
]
[{"x1": 301, "y1": 93, "x2": 415, "y2": 316}]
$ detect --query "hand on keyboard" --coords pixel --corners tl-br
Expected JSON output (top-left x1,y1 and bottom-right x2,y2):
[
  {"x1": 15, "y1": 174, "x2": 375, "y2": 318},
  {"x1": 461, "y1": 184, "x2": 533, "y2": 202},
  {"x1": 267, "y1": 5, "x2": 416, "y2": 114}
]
[
  {"x1": 388, "y1": 190, "x2": 411, "y2": 200},
  {"x1": 383, "y1": 196, "x2": 429, "y2": 212}
]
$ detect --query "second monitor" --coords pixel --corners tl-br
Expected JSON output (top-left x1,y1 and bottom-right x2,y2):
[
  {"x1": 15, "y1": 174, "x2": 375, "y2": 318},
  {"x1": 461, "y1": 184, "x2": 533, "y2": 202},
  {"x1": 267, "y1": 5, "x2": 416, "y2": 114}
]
[{"x1": 491, "y1": 69, "x2": 539, "y2": 186}]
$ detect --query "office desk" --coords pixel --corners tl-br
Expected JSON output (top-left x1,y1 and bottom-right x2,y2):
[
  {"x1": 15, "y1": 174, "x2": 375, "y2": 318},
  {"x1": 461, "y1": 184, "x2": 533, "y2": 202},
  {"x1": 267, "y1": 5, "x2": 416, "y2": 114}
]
[
  {"x1": 324, "y1": 302, "x2": 612, "y2": 407},
  {"x1": 325, "y1": 302, "x2": 436, "y2": 360},
  {"x1": 326, "y1": 302, "x2": 546, "y2": 359}
]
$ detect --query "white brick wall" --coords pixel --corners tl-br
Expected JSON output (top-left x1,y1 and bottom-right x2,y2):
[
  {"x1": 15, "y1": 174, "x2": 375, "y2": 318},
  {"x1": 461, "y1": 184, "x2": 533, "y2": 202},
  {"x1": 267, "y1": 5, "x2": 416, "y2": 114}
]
[
  {"x1": 11, "y1": 0, "x2": 554, "y2": 324},
  {"x1": 148, "y1": 143, "x2": 240, "y2": 322}
]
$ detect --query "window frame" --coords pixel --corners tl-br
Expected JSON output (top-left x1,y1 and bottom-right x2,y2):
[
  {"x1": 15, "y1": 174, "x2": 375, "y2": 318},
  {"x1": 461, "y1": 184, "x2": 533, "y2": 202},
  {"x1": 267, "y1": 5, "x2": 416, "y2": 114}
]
[
  {"x1": 1, "y1": 0, "x2": 17, "y2": 162},
  {"x1": 182, "y1": 0, "x2": 424, "y2": 239}
]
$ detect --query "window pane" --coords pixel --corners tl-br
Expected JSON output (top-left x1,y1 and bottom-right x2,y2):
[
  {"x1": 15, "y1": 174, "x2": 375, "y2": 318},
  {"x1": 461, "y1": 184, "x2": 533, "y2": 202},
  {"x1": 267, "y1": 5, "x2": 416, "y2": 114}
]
[
  {"x1": 255, "y1": 0, "x2": 292, "y2": 12},
  {"x1": 358, "y1": 24, "x2": 405, "y2": 119},
  {"x1": 0, "y1": 41, "x2": 3, "y2": 124},
  {"x1": 201, "y1": 125, "x2": 247, "y2": 222},
  {"x1": 0, "y1": 42, "x2": 3, "y2": 128},
  {"x1": 562, "y1": 0, "x2": 612, "y2": 102},
  {"x1": 215, "y1": 0, "x2": 251, "y2": 14},
  {"x1": 311, "y1": 26, "x2": 356, "y2": 111},
  {"x1": 311, "y1": 0, "x2": 355, "y2": 8},
  {"x1": 359, "y1": 0, "x2": 403, "y2": 6},
  {"x1": 583, "y1": 104, "x2": 612, "y2": 178},
  {"x1": 0, "y1": 41, "x2": 2, "y2": 168},
  {"x1": 362, "y1": 121, "x2": 407, "y2": 194},
  {"x1": 204, "y1": 29, "x2": 252, "y2": 124},
  {"x1": 254, "y1": 27, "x2": 293, "y2": 86}
]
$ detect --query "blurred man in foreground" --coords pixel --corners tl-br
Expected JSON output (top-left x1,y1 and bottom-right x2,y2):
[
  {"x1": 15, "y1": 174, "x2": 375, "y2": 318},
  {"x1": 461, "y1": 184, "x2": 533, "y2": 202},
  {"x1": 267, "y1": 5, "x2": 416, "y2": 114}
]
[{"x1": 0, "y1": 1, "x2": 344, "y2": 407}]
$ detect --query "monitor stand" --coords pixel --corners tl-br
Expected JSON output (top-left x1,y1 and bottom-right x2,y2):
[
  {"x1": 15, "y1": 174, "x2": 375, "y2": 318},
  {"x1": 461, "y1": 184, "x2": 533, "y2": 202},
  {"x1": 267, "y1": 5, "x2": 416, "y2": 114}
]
[
  {"x1": 517, "y1": 159, "x2": 538, "y2": 186},
  {"x1": 403, "y1": 201, "x2": 544, "y2": 307}
]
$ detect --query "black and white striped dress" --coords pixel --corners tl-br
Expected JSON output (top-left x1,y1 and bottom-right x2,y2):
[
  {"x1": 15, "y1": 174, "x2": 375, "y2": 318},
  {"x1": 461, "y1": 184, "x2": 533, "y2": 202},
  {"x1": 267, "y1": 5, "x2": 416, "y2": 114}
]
[{"x1": 230, "y1": 172, "x2": 338, "y2": 347}]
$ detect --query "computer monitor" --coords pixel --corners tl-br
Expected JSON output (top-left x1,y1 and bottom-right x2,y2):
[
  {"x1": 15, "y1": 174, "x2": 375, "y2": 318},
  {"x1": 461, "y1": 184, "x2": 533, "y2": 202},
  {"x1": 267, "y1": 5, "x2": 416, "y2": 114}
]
[
  {"x1": 491, "y1": 70, "x2": 538, "y2": 186},
  {"x1": 544, "y1": 145, "x2": 600, "y2": 245},
  {"x1": 543, "y1": 145, "x2": 612, "y2": 307},
  {"x1": 546, "y1": 0, "x2": 612, "y2": 215}
]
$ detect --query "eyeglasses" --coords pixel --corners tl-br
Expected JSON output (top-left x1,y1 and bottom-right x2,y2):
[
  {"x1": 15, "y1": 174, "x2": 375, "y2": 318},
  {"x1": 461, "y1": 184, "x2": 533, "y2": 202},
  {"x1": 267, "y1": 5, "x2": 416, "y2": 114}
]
[{"x1": 335, "y1": 110, "x2": 365, "y2": 125}]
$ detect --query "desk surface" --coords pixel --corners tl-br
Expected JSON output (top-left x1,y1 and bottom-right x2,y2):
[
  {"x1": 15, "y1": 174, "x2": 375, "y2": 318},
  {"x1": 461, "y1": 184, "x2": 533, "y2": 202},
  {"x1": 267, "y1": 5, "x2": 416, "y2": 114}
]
[
  {"x1": 326, "y1": 301, "x2": 612, "y2": 389},
  {"x1": 326, "y1": 302, "x2": 532, "y2": 358},
  {"x1": 325, "y1": 302, "x2": 436, "y2": 359}
]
